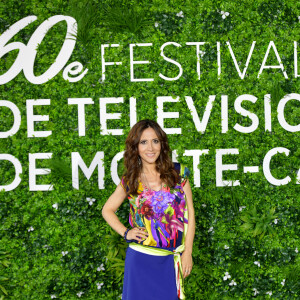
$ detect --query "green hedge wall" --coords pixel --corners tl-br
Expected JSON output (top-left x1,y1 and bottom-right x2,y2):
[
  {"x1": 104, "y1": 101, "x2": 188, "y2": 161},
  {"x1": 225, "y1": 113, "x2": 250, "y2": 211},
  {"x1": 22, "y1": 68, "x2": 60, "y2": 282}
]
[{"x1": 0, "y1": 0, "x2": 299, "y2": 299}]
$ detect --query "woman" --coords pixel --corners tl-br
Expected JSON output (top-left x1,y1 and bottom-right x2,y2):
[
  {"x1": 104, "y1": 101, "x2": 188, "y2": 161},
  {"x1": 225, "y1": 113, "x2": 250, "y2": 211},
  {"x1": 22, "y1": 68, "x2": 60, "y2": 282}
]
[{"x1": 102, "y1": 119, "x2": 195, "y2": 300}]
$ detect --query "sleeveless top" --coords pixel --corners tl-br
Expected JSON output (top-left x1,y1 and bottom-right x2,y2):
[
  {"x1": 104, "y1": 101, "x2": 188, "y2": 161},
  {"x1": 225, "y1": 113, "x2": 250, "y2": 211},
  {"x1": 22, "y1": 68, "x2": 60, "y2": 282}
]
[{"x1": 121, "y1": 163, "x2": 190, "y2": 249}]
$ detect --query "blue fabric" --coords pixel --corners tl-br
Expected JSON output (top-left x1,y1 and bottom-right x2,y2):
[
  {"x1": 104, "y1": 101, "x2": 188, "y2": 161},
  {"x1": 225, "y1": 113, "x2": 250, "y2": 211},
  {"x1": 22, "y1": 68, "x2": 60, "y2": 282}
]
[{"x1": 122, "y1": 247, "x2": 179, "y2": 300}]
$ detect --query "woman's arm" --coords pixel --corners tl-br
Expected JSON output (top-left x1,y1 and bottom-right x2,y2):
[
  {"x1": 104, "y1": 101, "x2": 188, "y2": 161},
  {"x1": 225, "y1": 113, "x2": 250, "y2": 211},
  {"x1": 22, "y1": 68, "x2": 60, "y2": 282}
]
[
  {"x1": 182, "y1": 179, "x2": 195, "y2": 254},
  {"x1": 182, "y1": 179, "x2": 195, "y2": 278},
  {"x1": 102, "y1": 184, "x2": 149, "y2": 241},
  {"x1": 101, "y1": 183, "x2": 129, "y2": 237}
]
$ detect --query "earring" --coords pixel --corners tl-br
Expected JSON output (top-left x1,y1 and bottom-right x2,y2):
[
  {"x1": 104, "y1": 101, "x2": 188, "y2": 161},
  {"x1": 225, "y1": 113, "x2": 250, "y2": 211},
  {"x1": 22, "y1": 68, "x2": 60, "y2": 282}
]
[{"x1": 138, "y1": 156, "x2": 141, "y2": 165}]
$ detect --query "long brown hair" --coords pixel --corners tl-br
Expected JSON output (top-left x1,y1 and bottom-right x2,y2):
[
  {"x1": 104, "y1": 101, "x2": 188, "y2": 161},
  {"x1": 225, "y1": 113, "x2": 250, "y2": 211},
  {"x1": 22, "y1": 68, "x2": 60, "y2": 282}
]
[{"x1": 123, "y1": 119, "x2": 179, "y2": 195}]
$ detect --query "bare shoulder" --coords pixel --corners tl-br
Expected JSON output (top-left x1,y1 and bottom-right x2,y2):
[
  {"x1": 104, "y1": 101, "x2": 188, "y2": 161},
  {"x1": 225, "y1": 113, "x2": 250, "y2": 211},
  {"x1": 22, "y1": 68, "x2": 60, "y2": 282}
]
[
  {"x1": 182, "y1": 179, "x2": 194, "y2": 206},
  {"x1": 182, "y1": 178, "x2": 192, "y2": 194}
]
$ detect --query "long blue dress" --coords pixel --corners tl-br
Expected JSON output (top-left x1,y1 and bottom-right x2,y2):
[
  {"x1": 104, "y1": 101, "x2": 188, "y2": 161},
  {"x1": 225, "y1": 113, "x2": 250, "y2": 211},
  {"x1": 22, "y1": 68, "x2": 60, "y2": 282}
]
[
  {"x1": 122, "y1": 246, "x2": 178, "y2": 300},
  {"x1": 121, "y1": 163, "x2": 190, "y2": 300}
]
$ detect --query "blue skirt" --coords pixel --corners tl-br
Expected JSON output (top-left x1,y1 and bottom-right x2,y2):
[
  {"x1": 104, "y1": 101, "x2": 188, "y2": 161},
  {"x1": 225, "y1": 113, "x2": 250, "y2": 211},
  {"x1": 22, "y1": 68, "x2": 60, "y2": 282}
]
[{"x1": 122, "y1": 246, "x2": 179, "y2": 300}]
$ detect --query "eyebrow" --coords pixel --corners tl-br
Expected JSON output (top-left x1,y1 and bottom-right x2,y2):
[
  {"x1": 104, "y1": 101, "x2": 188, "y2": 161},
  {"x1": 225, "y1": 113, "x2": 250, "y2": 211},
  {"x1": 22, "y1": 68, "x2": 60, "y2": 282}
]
[{"x1": 140, "y1": 138, "x2": 159, "y2": 141}]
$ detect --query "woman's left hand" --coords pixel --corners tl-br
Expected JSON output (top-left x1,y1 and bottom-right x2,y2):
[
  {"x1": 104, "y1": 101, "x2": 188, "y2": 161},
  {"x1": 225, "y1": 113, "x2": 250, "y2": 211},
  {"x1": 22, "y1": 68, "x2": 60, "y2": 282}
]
[{"x1": 181, "y1": 250, "x2": 193, "y2": 278}]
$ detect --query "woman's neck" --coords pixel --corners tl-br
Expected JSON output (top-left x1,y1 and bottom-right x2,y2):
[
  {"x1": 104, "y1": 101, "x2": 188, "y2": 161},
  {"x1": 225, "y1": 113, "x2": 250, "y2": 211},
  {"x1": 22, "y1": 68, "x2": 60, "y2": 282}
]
[{"x1": 141, "y1": 163, "x2": 157, "y2": 176}]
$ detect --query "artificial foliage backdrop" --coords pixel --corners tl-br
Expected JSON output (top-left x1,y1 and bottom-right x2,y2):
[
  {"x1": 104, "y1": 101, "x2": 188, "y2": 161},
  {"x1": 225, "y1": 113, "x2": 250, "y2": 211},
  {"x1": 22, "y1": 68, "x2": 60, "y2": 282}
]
[{"x1": 0, "y1": 0, "x2": 300, "y2": 299}]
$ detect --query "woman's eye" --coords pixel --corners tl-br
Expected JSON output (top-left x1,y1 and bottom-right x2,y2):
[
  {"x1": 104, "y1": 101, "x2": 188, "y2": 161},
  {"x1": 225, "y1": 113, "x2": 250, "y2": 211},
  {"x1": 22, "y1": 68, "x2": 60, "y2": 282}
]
[
  {"x1": 140, "y1": 140, "x2": 146, "y2": 144},
  {"x1": 153, "y1": 139, "x2": 160, "y2": 144}
]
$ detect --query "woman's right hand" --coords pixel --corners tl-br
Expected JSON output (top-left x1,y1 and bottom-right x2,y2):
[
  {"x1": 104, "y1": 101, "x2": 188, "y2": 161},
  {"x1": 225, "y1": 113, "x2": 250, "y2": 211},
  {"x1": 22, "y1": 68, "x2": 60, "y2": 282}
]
[{"x1": 126, "y1": 227, "x2": 148, "y2": 241}]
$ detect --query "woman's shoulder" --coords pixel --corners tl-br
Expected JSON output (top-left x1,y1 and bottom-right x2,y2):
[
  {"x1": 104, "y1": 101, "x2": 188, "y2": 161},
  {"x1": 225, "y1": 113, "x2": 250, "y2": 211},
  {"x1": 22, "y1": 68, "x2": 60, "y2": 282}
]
[
  {"x1": 173, "y1": 162, "x2": 190, "y2": 186},
  {"x1": 120, "y1": 176, "x2": 129, "y2": 193},
  {"x1": 120, "y1": 176, "x2": 143, "y2": 195}
]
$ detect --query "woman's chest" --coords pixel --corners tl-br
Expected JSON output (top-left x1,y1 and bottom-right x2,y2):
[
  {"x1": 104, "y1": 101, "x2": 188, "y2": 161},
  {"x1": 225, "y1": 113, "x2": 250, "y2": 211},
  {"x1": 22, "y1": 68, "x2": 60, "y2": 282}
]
[{"x1": 129, "y1": 187, "x2": 185, "y2": 217}]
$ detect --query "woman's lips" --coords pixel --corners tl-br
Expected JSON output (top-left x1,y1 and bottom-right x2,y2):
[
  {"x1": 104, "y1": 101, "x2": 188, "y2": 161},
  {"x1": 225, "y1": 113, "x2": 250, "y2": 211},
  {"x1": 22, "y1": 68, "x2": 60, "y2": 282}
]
[{"x1": 146, "y1": 153, "x2": 155, "y2": 157}]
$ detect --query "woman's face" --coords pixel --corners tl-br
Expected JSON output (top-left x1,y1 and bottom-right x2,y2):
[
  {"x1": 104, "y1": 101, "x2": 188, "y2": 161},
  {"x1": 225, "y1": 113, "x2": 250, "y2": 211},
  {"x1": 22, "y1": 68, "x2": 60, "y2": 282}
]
[{"x1": 138, "y1": 127, "x2": 161, "y2": 166}]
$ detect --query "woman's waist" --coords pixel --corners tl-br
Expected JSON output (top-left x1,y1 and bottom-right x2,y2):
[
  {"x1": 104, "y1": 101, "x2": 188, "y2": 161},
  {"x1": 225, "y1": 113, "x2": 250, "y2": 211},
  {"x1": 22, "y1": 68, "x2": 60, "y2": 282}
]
[
  {"x1": 128, "y1": 241, "x2": 186, "y2": 257},
  {"x1": 130, "y1": 241, "x2": 177, "y2": 252}
]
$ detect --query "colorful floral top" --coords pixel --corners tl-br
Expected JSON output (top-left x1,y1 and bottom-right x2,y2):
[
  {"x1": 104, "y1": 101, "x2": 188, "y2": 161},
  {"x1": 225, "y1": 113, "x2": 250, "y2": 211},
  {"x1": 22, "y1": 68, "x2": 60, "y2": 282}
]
[{"x1": 121, "y1": 163, "x2": 190, "y2": 249}]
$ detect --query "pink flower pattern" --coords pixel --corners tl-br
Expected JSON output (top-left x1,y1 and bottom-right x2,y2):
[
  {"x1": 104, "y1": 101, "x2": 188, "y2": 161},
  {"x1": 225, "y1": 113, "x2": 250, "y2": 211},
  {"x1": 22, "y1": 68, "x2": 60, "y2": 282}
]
[{"x1": 121, "y1": 165, "x2": 189, "y2": 248}]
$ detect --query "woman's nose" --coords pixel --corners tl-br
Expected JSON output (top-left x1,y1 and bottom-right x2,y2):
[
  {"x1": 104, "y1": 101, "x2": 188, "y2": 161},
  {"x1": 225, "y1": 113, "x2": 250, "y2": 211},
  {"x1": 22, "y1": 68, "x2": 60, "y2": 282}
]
[{"x1": 147, "y1": 142, "x2": 153, "y2": 150}]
